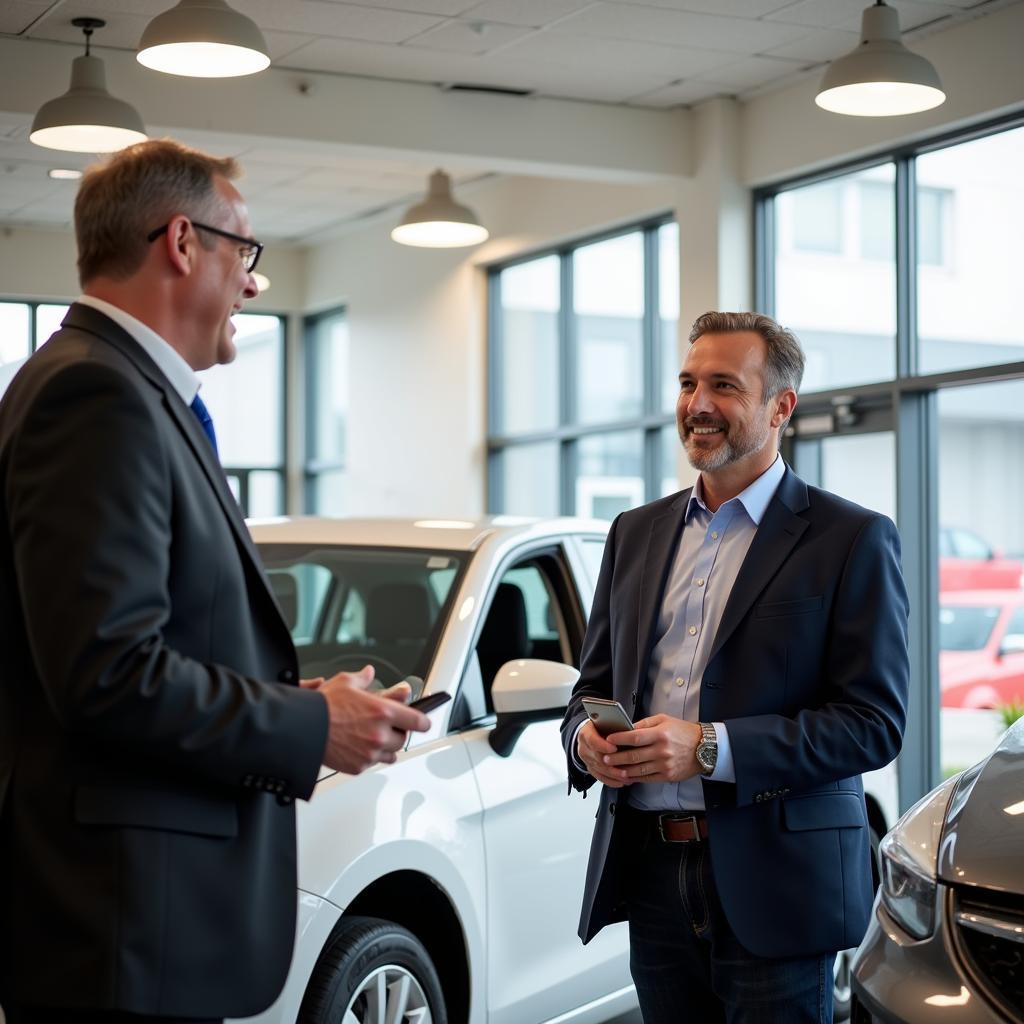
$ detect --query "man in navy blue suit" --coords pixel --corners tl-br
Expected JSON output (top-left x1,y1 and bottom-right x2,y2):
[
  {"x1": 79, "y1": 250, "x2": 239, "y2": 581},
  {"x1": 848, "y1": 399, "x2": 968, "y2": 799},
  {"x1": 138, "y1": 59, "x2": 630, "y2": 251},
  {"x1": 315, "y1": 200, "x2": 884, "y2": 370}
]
[{"x1": 561, "y1": 311, "x2": 909, "y2": 1023}]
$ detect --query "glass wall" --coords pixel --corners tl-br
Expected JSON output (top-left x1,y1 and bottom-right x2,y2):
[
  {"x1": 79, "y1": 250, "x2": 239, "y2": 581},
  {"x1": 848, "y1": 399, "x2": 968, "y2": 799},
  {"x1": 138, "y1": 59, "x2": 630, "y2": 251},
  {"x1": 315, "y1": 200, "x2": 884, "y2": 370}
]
[
  {"x1": 759, "y1": 114, "x2": 1024, "y2": 804},
  {"x1": 304, "y1": 307, "x2": 348, "y2": 514},
  {"x1": 488, "y1": 218, "x2": 680, "y2": 520}
]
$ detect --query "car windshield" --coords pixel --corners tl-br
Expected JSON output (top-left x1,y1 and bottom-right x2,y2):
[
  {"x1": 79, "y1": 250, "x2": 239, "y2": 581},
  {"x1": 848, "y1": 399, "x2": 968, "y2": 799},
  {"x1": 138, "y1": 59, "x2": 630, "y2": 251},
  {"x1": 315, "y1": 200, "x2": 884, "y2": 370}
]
[
  {"x1": 939, "y1": 604, "x2": 1000, "y2": 651},
  {"x1": 258, "y1": 544, "x2": 469, "y2": 688}
]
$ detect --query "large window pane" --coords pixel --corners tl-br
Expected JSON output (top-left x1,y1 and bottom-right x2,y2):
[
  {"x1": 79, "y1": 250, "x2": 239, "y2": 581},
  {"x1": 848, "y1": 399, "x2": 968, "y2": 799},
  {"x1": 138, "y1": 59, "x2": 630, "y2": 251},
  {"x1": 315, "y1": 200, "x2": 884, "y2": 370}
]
[
  {"x1": 498, "y1": 442, "x2": 559, "y2": 516},
  {"x1": 659, "y1": 222, "x2": 680, "y2": 413},
  {"x1": 310, "y1": 468, "x2": 346, "y2": 516},
  {"x1": 918, "y1": 127, "x2": 1024, "y2": 373},
  {"x1": 0, "y1": 303, "x2": 30, "y2": 398},
  {"x1": 576, "y1": 430, "x2": 644, "y2": 520},
  {"x1": 200, "y1": 313, "x2": 283, "y2": 468},
  {"x1": 248, "y1": 470, "x2": 283, "y2": 517},
  {"x1": 307, "y1": 311, "x2": 347, "y2": 465},
  {"x1": 574, "y1": 233, "x2": 644, "y2": 424},
  {"x1": 659, "y1": 424, "x2": 681, "y2": 497},
  {"x1": 775, "y1": 165, "x2": 896, "y2": 392},
  {"x1": 35, "y1": 303, "x2": 69, "y2": 349},
  {"x1": 495, "y1": 256, "x2": 560, "y2": 434},
  {"x1": 938, "y1": 380, "x2": 1024, "y2": 778}
]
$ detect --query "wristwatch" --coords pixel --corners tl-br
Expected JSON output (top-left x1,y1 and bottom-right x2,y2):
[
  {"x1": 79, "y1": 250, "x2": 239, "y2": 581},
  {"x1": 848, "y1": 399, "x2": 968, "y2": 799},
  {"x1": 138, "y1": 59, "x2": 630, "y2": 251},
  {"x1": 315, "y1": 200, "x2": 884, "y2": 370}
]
[{"x1": 695, "y1": 722, "x2": 718, "y2": 775}]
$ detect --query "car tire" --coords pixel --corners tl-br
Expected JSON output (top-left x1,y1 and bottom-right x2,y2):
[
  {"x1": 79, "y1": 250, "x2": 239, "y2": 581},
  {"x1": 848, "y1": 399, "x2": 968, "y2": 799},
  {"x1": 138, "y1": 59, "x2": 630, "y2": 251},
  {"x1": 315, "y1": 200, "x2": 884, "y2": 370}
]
[
  {"x1": 298, "y1": 915, "x2": 448, "y2": 1024},
  {"x1": 833, "y1": 827, "x2": 882, "y2": 1023}
]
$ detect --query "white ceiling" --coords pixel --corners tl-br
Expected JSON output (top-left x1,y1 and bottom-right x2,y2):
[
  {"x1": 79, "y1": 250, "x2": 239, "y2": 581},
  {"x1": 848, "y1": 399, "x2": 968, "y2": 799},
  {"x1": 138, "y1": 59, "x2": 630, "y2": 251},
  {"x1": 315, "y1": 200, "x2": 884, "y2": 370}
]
[{"x1": 0, "y1": 0, "x2": 1017, "y2": 240}]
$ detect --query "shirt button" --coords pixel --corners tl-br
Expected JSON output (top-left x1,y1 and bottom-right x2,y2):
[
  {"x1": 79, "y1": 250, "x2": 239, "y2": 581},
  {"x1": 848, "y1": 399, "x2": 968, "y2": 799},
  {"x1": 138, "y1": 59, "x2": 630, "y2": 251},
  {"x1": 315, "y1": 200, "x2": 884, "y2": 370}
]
[
  {"x1": 676, "y1": 677, "x2": 685, "y2": 687},
  {"x1": 688, "y1": 626, "x2": 697, "y2": 636},
  {"x1": 695, "y1": 578, "x2": 705, "y2": 587},
  {"x1": 711, "y1": 531, "x2": 718, "y2": 540}
]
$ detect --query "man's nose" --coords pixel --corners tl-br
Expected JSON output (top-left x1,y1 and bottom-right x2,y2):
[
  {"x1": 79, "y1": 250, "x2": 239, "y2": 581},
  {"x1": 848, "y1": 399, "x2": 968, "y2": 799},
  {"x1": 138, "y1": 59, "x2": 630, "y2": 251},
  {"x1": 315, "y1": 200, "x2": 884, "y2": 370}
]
[
  {"x1": 685, "y1": 382, "x2": 714, "y2": 415},
  {"x1": 242, "y1": 271, "x2": 259, "y2": 299}
]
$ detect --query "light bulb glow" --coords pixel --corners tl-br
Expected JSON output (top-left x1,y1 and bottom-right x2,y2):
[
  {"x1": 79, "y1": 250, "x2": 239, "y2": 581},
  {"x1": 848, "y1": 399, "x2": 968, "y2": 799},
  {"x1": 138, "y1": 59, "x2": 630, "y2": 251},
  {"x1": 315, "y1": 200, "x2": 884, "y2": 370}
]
[
  {"x1": 816, "y1": 81, "x2": 945, "y2": 116},
  {"x1": 391, "y1": 221, "x2": 489, "y2": 248},
  {"x1": 137, "y1": 41, "x2": 269, "y2": 77},
  {"x1": 48, "y1": 168, "x2": 83, "y2": 180},
  {"x1": 30, "y1": 124, "x2": 148, "y2": 153}
]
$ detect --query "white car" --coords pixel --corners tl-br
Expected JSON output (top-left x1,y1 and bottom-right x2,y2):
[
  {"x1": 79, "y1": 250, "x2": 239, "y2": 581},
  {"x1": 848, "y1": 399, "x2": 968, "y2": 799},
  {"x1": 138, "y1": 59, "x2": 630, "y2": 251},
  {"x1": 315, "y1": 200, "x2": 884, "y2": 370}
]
[
  {"x1": 235, "y1": 515, "x2": 899, "y2": 1024},
  {"x1": 241, "y1": 516, "x2": 636, "y2": 1024}
]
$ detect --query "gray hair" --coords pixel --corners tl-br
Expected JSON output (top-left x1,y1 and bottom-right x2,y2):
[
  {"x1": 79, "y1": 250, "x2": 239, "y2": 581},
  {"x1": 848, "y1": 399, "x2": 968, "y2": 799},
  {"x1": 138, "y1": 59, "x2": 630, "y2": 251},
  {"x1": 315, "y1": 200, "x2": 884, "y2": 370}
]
[{"x1": 75, "y1": 138, "x2": 241, "y2": 285}]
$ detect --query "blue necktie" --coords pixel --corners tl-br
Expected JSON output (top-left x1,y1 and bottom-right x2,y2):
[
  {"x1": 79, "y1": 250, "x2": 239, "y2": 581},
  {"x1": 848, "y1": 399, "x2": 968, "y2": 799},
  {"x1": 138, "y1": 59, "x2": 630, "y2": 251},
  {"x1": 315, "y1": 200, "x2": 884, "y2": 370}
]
[{"x1": 189, "y1": 393, "x2": 219, "y2": 457}]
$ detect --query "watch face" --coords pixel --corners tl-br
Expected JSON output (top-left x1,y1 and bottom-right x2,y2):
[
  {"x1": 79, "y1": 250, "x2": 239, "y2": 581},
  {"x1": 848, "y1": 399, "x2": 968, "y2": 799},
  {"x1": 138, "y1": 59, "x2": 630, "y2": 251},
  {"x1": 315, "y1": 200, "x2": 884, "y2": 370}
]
[{"x1": 697, "y1": 742, "x2": 717, "y2": 772}]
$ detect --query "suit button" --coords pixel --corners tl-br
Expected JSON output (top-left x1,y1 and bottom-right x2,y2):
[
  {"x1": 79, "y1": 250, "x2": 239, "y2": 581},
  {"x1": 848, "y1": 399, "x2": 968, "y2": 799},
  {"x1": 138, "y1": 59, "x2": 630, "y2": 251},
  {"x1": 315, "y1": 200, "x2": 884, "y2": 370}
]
[
  {"x1": 278, "y1": 669, "x2": 296, "y2": 683},
  {"x1": 276, "y1": 793, "x2": 294, "y2": 806}
]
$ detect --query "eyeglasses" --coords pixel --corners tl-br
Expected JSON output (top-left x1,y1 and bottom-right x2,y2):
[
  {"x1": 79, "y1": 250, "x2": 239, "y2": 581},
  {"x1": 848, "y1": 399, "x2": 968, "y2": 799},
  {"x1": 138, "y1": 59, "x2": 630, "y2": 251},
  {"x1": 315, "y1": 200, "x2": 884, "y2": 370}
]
[{"x1": 147, "y1": 220, "x2": 263, "y2": 274}]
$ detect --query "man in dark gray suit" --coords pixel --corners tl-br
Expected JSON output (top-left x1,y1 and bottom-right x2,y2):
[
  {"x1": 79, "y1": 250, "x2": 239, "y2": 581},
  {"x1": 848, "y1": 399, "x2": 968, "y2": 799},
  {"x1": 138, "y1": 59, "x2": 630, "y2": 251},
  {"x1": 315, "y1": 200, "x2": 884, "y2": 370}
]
[{"x1": 0, "y1": 139, "x2": 429, "y2": 1024}]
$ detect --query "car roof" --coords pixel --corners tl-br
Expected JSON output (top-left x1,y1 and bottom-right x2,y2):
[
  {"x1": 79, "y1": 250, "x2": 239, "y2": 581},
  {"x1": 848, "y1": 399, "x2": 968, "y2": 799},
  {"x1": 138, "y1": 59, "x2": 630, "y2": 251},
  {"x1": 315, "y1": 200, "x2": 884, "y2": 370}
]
[
  {"x1": 941, "y1": 589, "x2": 1024, "y2": 606},
  {"x1": 246, "y1": 515, "x2": 611, "y2": 552}
]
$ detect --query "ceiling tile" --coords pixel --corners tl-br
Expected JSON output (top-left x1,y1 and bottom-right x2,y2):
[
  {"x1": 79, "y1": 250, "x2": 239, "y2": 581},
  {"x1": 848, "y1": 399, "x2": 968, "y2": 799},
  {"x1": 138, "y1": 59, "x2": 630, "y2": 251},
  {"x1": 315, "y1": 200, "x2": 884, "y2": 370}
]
[
  {"x1": 626, "y1": 79, "x2": 725, "y2": 107},
  {"x1": 694, "y1": 53, "x2": 808, "y2": 89},
  {"x1": 610, "y1": 0, "x2": 795, "y2": 16},
  {"x1": 318, "y1": 0, "x2": 480, "y2": 14},
  {"x1": 556, "y1": 3, "x2": 809, "y2": 53},
  {"x1": 0, "y1": 0, "x2": 63, "y2": 37},
  {"x1": 836, "y1": 0, "x2": 962, "y2": 32},
  {"x1": 480, "y1": 60, "x2": 671, "y2": 103},
  {"x1": 765, "y1": 0, "x2": 875, "y2": 28},
  {"x1": 496, "y1": 30, "x2": 726, "y2": 77},
  {"x1": 25, "y1": 6, "x2": 153, "y2": 48},
  {"x1": 405, "y1": 20, "x2": 535, "y2": 54},
  {"x1": 281, "y1": 35, "x2": 487, "y2": 81},
  {"x1": 761, "y1": 27, "x2": 859, "y2": 62},
  {"x1": 460, "y1": 0, "x2": 594, "y2": 26}
]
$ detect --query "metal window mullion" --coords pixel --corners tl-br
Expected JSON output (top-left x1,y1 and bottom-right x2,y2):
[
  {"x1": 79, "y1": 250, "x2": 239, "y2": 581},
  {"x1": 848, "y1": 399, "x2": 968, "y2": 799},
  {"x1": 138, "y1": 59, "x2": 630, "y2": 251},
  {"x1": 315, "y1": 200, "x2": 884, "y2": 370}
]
[
  {"x1": 561, "y1": 438, "x2": 577, "y2": 516},
  {"x1": 643, "y1": 226, "x2": 659, "y2": 501},
  {"x1": 896, "y1": 157, "x2": 917, "y2": 379},
  {"x1": 277, "y1": 314, "x2": 288, "y2": 515},
  {"x1": 560, "y1": 252, "x2": 576, "y2": 514},
  {"x1": 755, "y1": 194, "x2": 775, "y2": 317}
]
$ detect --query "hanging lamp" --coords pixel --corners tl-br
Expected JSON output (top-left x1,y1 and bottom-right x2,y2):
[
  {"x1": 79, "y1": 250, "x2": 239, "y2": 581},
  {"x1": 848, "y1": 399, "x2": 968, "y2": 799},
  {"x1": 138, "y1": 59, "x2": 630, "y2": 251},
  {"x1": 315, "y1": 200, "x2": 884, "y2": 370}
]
[
  {"x1": 391, "y1": 170, "x2": 489, "y2": 248},
  {"x1": 30, "y1": 18, "x2": 148, "y2": 153},
  {"x1": 138, "y1": 0, "x2": 270, "y2": 78},
  {"x1": 816, "y1": 1, "x2": 945, "y2": 117}
]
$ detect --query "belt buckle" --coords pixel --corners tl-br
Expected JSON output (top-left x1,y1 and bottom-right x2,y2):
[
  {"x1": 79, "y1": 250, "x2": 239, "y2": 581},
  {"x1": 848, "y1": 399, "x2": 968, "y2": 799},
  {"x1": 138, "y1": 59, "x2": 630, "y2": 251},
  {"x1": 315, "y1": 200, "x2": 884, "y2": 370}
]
[{"x1": 658, "y1": 813, "x2": 699, "y2": 843}]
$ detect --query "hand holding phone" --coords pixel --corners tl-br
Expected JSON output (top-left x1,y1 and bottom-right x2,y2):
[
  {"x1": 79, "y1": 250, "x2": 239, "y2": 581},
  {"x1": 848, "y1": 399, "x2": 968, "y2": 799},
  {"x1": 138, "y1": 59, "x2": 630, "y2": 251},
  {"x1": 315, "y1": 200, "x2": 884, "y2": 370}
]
[{"x1": 581, "y1": 697, "x2": 633, "y2": 738}]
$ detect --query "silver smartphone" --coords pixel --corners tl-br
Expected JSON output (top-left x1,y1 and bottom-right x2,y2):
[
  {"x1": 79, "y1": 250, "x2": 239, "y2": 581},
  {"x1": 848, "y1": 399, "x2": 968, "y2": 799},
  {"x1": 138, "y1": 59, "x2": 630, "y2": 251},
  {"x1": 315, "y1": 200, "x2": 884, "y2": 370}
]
[{"x1": 581, "y1": 696, "x2": 634, "y2": 737}]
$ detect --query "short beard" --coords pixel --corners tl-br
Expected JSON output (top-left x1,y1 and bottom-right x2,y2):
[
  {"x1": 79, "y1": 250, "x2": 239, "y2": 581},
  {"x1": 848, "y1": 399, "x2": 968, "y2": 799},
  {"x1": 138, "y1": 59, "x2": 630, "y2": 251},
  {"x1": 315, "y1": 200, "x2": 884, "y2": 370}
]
[{"x1": 679, "y1": 413, "x2": 772, "y2": 472}]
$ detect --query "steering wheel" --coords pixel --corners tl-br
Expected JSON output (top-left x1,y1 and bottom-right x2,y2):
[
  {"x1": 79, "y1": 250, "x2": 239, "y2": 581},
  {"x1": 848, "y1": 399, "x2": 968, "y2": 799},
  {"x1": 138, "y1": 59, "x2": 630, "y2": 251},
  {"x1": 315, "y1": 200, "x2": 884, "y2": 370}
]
[{"x1": 318, "y1": 652, "x2": 406, "y2": 688}]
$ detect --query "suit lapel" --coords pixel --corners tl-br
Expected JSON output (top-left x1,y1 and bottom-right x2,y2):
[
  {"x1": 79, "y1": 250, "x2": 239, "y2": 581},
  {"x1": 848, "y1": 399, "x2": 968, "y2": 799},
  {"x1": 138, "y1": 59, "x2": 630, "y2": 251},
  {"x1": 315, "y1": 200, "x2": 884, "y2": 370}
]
[
  {"x1": 635, "y1": 493, "x2": 689, "y2": 698},
  {"x1": 61, "y1": 303, "x2": 281, "y2": 617},
  {"x1": 707, "y1": 468, "x2": 810, "y2": 663}
]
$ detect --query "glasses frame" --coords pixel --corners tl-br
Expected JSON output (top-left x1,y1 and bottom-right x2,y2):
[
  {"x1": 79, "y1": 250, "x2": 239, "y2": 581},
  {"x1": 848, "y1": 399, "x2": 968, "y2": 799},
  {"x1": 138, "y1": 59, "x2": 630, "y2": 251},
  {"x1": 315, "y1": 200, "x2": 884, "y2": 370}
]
[{"x1": 147, "y1": 220, "x2": 263, "y2": 274}]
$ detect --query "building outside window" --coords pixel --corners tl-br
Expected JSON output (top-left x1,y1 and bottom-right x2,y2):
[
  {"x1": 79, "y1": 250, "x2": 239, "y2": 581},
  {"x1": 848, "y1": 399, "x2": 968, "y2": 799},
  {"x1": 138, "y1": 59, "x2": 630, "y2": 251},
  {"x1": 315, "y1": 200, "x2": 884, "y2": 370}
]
[
  {"x1": 304, "y1": 307, "x2": 348, "y2": 514},
  {"x1": 488, "y1": 218, "x2": 679, "y2": 521},
  {"x1": 759, "y1": 115, "x2": 1024, "y2": 804}
]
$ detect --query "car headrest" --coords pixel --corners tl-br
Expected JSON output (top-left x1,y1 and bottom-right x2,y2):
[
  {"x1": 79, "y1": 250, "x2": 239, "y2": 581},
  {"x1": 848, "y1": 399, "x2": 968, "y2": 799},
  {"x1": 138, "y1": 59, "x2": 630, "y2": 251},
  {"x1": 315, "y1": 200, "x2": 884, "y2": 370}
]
[
  {"x1": 479, "y1": 582, "x2": 530, "y2": 658},
  {"x1": 366, "y1": 582, "x2": 431, "y2": 643}
]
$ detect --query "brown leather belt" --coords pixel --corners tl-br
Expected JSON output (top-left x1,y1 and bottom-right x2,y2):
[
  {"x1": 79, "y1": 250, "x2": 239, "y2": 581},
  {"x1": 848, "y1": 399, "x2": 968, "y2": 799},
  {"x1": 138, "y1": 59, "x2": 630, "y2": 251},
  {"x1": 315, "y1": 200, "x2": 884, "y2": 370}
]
[{"x1": 656, "y1": 813, "x2": 709, "y2": 843}]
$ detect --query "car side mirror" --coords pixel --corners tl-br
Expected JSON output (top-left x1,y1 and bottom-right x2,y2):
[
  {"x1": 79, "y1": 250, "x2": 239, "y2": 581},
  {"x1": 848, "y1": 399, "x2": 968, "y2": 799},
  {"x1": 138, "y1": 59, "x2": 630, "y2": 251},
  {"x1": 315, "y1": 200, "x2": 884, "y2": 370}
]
[
  {"x1": 999, "y1": 634, "x2": 1024, "y2": 657},
  {"x1": 488, "y1": 659, "x2": 580, "y2": 757}
]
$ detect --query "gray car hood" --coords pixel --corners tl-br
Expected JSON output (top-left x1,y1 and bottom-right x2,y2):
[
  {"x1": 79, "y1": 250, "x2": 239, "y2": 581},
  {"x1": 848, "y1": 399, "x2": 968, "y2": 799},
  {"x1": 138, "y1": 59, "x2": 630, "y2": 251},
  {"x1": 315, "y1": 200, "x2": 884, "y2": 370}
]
[{"x1": 937, "y1": 718, "x2": 1024, "y2": 895}]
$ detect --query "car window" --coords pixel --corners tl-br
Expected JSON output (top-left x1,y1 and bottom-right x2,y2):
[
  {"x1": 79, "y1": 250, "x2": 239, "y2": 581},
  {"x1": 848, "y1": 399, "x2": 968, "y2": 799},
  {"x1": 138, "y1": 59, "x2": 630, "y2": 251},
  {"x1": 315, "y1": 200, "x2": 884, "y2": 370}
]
[
  {"x1": 939, "y1": 605, "x2": 1000, "y2": 650},
  {"x1": 951, "y1": 529, "x2": 991, "y2": 560},
  {"x1": 580, "y1": 536, "x2": 608, "y2": 587},
  {"x1": 1000, "y1": 607, "x2": 1024, "y2": 653},
  {"x1": 260, "y1": 544, "x2": 468, "y2": 686}
]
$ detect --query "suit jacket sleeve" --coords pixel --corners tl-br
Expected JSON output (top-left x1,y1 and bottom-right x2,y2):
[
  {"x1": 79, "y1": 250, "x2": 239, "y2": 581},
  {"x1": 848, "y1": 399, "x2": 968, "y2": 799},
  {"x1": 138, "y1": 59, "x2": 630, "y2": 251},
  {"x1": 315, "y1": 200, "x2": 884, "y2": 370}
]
[
  {"x1": 6, "y1": 360, "x2": 327, "y2": 799},
  {"x1": 560, "y1": 513, "x2": 622, "y2": 794},
  {"x1": 725, "y1": 513, "x2": 909, "y2": 806}
]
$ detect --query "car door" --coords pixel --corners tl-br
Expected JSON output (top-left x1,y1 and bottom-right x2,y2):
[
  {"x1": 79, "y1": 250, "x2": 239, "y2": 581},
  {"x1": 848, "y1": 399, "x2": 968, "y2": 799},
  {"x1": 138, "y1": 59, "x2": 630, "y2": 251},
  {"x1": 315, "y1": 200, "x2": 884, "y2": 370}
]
[{"x1": 454, "y1": 544, "x2": 631, "y2": 1024}]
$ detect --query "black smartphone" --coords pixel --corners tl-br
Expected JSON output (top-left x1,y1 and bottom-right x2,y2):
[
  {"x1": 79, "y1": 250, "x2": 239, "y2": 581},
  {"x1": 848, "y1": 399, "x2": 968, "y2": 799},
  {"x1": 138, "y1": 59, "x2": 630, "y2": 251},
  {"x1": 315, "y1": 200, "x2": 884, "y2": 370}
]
[{"x1": 408, "y1": 691, "x2": 452, "y2": 714}]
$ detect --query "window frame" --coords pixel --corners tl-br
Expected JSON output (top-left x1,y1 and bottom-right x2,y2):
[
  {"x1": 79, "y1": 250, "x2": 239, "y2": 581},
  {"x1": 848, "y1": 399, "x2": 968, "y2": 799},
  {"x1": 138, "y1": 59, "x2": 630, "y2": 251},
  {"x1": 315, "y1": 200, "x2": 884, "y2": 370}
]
[
  {"x1": 486, "y1": 214, "x2": 677, "y2": 516},
  {"x1": 303, "y1": 305, "x2": 348, "y2": 514}
]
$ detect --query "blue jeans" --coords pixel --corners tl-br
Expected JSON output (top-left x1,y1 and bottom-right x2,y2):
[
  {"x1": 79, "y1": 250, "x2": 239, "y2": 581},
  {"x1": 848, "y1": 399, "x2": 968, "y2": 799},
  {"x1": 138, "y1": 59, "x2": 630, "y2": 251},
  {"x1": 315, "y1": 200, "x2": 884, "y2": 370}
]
[{"x1": 624, "y1": 819, "x2": 834, "y2": 1024}]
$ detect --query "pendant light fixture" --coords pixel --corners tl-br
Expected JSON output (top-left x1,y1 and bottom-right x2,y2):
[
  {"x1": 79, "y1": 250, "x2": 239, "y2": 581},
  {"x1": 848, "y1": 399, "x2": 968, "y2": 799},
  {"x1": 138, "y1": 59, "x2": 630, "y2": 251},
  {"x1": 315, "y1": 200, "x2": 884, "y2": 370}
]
[
  {"x1": 138, "y1": 0, "x2": 270, "y2": 78},
  {"x1": 30, "y1": 18, "x2": 148, "y2": 153},
  {"x1": 391, "y1": 170, "x2": 489, "y2": 248},
  {"x1": 816, "y1": 1, "x2": 945, "y2": 117}
]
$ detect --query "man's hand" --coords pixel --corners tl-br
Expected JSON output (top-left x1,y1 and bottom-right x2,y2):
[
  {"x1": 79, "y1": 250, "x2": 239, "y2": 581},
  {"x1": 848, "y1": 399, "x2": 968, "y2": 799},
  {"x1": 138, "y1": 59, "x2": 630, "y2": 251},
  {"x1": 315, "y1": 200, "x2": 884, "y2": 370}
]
[
  {"x1": 577, "y1": 720, "x2": 631, "y2": 788},
  {"x1": 320, "y1": 666, "x2": 431, "y2": 775},
  {"x1": 603, "y1": 714, "x2": 703, "y2": 784}
]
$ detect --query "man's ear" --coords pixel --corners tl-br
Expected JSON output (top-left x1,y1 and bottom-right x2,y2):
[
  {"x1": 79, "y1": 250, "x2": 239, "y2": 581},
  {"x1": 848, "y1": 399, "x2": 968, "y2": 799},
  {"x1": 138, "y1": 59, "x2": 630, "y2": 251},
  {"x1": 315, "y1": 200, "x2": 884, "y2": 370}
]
[
  {"x1": 772, "y1": 388, "x2": 797, "y2": 428},
  {"x1": 161, "y1": 216, "x2": 193, "y2": 276}
]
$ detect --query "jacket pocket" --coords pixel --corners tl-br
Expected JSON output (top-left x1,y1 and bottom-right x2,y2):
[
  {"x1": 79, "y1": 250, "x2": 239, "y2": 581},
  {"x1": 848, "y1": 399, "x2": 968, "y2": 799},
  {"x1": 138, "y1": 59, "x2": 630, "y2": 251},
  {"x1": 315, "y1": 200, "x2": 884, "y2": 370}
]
[
  {"x1": 74, "y1": 785, "x2": 238, "y2": 838},
  {"x1": 754, "y1": 595, "x2": 823, "y2": 618},
  {"x1": 782, "y1": 791, "x2": 866, "y2": 831}
]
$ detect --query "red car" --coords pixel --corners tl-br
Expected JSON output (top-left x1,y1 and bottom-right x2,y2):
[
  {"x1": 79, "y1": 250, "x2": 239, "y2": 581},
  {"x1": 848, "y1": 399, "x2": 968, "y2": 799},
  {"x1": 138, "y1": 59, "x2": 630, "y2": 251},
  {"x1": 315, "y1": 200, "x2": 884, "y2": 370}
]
[
  {"x1": 939, "y1": 589, "x2": 1024, "y2": 708},
  {"x1": 939, "y1": 526, "x2": 1023, "y2": 591}
]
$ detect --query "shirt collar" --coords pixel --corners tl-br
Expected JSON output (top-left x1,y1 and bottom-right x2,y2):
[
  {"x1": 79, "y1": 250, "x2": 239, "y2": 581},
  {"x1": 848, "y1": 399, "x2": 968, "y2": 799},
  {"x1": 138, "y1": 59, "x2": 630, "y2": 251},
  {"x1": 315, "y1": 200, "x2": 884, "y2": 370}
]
[
  {"x1": 686, "y1": 453, "x2": 785, "y2": 526},
  {"x1": 76, "y1": 294, "x2": 200, "y2": 406}
]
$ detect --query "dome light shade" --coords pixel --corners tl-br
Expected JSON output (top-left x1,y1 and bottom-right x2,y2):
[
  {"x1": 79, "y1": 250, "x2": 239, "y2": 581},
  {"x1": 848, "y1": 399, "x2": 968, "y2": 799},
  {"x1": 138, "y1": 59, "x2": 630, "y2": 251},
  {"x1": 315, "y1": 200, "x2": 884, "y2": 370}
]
[
  {"x1": 30, "y1": 20, "x2": 147, "y2": 153},
  {"x1": 391, "y1": 170, "x2": 489, "y2": 248},
  {"x1": 138, "y1": 0, "x2": 270, "y2": 78},
  {"x1": 816, "y1": 2, "x2": 944, "y2": 117}
]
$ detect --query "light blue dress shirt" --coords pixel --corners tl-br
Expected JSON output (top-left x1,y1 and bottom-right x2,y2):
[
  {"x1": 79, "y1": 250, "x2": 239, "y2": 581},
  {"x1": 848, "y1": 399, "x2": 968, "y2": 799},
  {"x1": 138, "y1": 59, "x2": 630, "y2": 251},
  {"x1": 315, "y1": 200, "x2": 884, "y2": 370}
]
[{"x1": 629, "y1": 454, "x2": 786, "y2": 812}]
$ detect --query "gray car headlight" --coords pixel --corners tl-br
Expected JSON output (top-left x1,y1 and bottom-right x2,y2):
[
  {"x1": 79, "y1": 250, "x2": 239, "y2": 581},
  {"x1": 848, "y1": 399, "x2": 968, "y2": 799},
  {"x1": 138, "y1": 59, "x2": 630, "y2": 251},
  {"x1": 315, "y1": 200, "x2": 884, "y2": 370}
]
[{"x1": 879, "y1": 773, "x2": 960, "y2": 940}]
